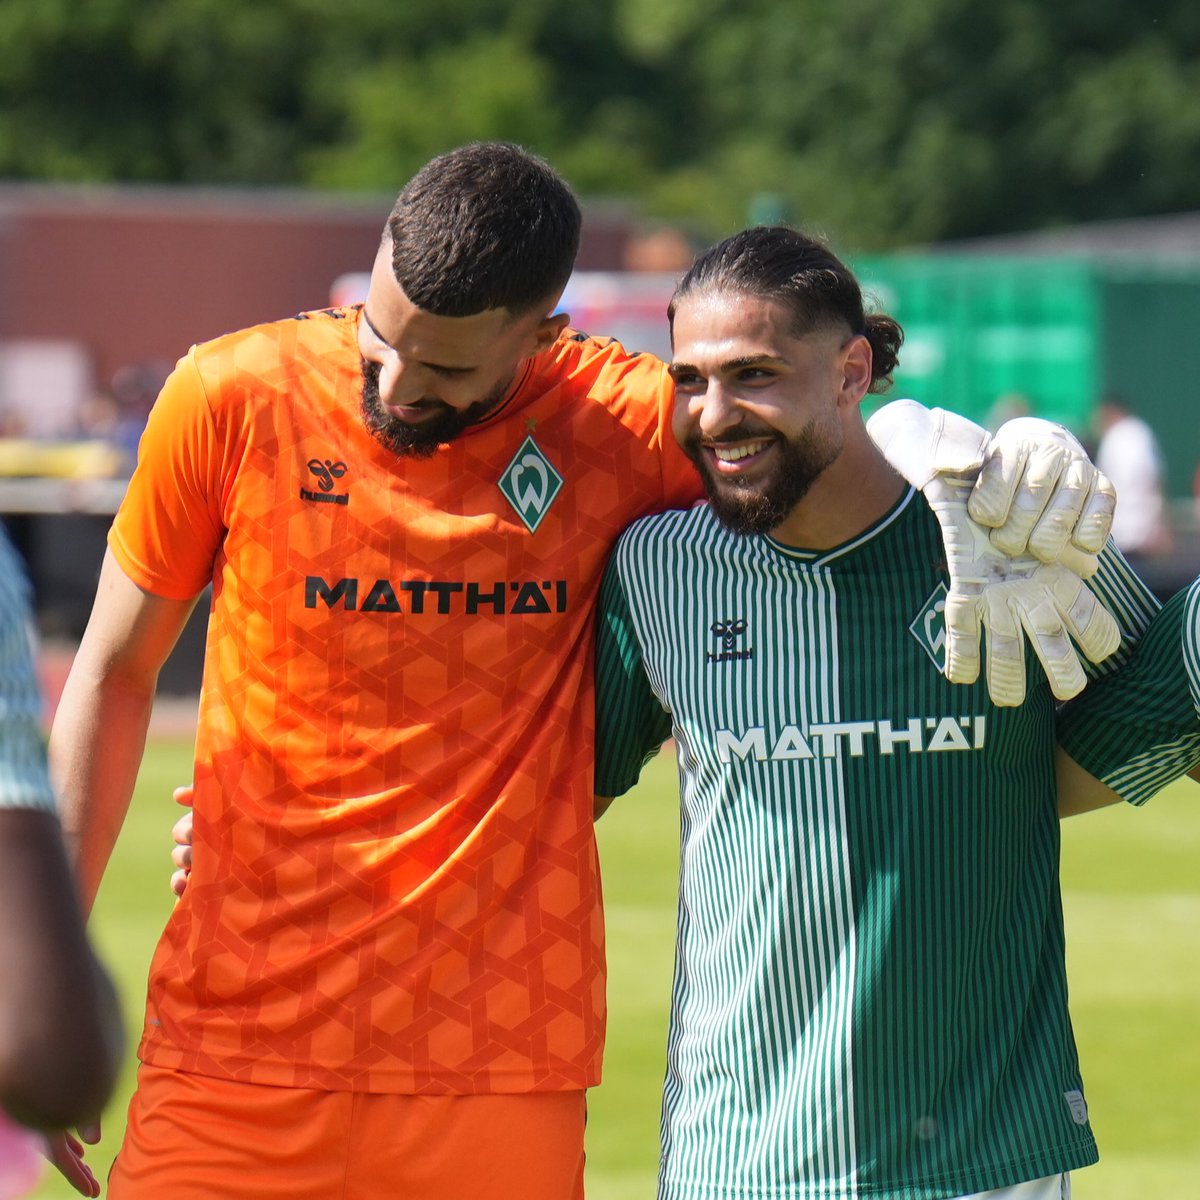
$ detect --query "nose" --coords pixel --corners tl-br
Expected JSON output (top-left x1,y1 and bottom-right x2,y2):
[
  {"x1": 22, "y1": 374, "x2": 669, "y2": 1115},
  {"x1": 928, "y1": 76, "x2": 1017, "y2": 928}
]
[
  {"x1": 694, "y1": 382, "x2": 740, "y2": 439},
  {"x1": 375, "y1": 355, "x2": 421, "y2": 408}
]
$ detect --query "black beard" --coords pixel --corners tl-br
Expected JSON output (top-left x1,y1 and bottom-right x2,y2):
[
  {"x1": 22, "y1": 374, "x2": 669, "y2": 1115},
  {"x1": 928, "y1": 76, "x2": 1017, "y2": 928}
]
[
  {"x1": 360, "y1": 360, "x2": 509, "y2": 458},
  {"x1": 683, "y1": 419, "x2": 842, "y2": 537}
]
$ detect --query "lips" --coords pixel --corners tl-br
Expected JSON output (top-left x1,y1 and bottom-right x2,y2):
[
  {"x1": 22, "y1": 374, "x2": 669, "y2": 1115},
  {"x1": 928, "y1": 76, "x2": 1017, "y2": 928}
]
[
  {"x1": 706, "y1": 438, "x2": 774, "y2": 473},
  {"x1": 384, "y1": 399, "x2": 447, "y2": 423}
]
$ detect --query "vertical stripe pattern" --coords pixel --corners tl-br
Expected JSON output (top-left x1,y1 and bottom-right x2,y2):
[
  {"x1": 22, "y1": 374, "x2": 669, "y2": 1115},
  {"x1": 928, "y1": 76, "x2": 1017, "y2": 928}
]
[
  {"x1": 1058, "y1": 575, "x2": 1200, "y2": 802},
  {"x1": 591, "y1": 491, "x2": 1160, "y2": 1199}
]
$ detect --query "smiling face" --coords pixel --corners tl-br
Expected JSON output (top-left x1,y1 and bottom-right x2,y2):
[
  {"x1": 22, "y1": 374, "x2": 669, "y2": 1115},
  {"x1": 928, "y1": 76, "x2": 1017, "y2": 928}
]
[
  {"x1": 357, "y1": 240, "x2": 568, "y2": 457},
  {"x1": 669, "y1": 290, "x2": 871, "y2": 537}
]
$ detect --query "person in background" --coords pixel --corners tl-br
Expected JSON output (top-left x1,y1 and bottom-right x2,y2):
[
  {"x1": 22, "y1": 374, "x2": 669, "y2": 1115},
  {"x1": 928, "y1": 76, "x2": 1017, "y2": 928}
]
[
  {"x1": 1093, "y1": 393, "x2": 1173, "y2": 562},
  {"x1": 0, "y1": 527, "x2": 122, "y2": 1198},
  {"x1": 983, "y1": 390, "x2": 1032, "y2": 433}
]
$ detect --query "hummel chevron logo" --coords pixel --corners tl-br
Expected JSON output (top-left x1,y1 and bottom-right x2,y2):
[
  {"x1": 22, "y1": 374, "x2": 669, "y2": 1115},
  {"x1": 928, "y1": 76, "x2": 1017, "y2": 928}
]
[
  {"x1": 301, "y1": 458, "x2": 349, "y2": 506},
  {"x1": 707, "y1": 617, "x2": 753, "y2": 664}
]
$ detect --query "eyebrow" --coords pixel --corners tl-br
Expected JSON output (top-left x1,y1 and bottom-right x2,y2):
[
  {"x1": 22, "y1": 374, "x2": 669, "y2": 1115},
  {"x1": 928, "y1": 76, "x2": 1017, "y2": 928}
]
[
  {"x1": 668, "y1": 354, "x2": 779, "y2": 379},
  {"x1": 360, "y1": 307, "x2": 476, "y2": 376},
  {"x1": 360, "y1": 308, "x2": 390, "y2": 345}
]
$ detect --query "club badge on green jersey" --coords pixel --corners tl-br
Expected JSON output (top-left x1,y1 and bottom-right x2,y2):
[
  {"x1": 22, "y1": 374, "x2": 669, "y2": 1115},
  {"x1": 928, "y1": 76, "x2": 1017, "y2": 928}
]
[
  {"x1": 498, "y1": 436, "x2": 563, "y2": 533},
  {"x1": 909, "y1": 582, "x2": 949, "y2": 671}
]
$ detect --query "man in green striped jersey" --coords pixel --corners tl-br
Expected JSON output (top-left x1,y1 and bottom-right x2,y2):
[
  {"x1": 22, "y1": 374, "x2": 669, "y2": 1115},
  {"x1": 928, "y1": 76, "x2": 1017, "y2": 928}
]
[
  {"x1": 594, "y1": 226, "x2": 1160, "y2": 1200},
  {"x1": 1057, "y1": 575, "x2": 1200, "y2": 812}
]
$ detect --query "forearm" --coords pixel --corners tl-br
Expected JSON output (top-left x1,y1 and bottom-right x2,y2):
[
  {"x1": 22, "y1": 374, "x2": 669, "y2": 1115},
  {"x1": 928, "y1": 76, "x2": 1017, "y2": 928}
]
[
  {"x1": 49, "y1": 550, "x2": 197, "y2": 911},
  {"x1": 49, "y1": 651, "x2": 156, "y2": 914},
  {"x1": 0, "y1": 809, "x2": 123, "y2": 1128}
]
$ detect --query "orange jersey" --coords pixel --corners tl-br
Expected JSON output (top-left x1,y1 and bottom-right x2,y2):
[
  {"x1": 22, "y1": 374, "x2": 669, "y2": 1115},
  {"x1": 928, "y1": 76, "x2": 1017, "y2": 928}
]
[{"x1": 109, "y1": 308, "x2": 701, "y2": 1093}]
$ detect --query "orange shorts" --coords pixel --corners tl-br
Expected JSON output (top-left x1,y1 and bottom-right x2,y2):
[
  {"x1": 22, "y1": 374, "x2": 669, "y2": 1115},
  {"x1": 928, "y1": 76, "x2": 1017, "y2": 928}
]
[{"x1": 108, "y1": 1064, "x2": 586, "y2": 1200}]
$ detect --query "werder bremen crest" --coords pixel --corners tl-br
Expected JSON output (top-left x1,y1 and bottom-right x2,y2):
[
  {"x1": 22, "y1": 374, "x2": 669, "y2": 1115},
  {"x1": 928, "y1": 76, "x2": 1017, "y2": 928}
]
[
  {"x1": 909, "y1": 582, "x2": 949, "y2": 671},
  {"x1": 498, "y1": 436, "x2": 563, "y2": 532}
]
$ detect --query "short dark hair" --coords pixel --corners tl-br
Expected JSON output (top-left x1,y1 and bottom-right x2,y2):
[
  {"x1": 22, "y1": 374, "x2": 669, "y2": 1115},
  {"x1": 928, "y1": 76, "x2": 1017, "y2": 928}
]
[
  {"x1": 387, "y1": 142, "x2": 581, "y2": 318},
  {"x1": 669, "y1": 226, "x2": 903, "y2": 393}
]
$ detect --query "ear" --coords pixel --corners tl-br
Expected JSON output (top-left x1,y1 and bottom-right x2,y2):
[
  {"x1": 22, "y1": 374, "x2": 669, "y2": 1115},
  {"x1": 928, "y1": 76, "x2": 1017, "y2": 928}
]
[
  {"x1": 837, "y1": 334, "x2": 873, "y2": 407},
  {"x1": 529, "y1": 310, "x2": 570, "y2": 355}
]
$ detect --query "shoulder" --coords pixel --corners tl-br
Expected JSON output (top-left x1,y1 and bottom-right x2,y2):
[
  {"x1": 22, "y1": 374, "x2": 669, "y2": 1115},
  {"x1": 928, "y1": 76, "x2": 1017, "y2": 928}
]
[
  {"x1": 827, "y1": 485, "x2": 940, "y2": 570},
  {"x1": 1176, "y1": 577, "x2": 1200, "y2": 692},
  {"x1": 555, "y1": 326, "x2": 665, "y2": 369},
  {"x1": 603, "y1": 507, "x2": 713, "y2": 629},
  {"x1": 1183, "y1": 574, "x2": 1200, "y2": 612},
  {"x1": 531, "y1": 329, "x2": 668, "y2": 402},
  {"x1": 184, "y1": 307, "x2": 358, "y2": 413},
  {"x1": 189, "y1": 307, "x2": 357, "y2": 378},
  {"x1": 1159, "y1": 575, "x2": 1200, "y2": 625},
  {"x1": 614, "y1": 503, "x2": 713, "y2": 560}
]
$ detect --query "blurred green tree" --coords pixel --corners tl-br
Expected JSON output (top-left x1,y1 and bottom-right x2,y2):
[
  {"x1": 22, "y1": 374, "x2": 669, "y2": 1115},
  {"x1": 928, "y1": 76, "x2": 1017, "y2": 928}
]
[{"x1": 1, "y1": 0, "x2": 1197, "y2": 249}]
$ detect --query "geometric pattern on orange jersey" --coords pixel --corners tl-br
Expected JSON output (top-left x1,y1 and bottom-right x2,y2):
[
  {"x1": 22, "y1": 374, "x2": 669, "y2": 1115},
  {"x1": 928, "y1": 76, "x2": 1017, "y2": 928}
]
[{"x1": 109, "y1": 310, "x2": 703, "y2": 1093}]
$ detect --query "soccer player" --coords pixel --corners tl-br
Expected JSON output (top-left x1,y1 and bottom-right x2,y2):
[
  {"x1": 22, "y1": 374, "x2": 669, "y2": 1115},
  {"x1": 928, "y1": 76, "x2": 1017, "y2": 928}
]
[
  {"x1": 46, "y1": 141, "x2": 704, "y2": 1200},
  {"x1": 0, "y1": 528, "x2": 121, "y2": 1195},
  {"x1": 593, "y1": 226, "x2": 1159, "y2": 1200},
  {"x1": 48, "y1": 141, "x2": 1117, "y2": 1198},
  {"x1": 1057, "y1": 574, "x2": 1200, "y2": 811}
]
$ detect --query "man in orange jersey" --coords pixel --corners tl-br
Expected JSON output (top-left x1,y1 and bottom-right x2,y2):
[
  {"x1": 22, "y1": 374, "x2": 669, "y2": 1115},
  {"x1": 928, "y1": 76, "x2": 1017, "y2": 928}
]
[{"x1": 48, "y1": 141, "x2": 703, "y2": 1200}]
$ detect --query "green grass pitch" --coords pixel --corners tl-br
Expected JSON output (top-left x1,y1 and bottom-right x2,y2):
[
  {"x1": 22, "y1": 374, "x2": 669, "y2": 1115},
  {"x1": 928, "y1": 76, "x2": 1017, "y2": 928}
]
[{"x1": 27, "y1": 740, "x2": 1200, "y2": 1198}]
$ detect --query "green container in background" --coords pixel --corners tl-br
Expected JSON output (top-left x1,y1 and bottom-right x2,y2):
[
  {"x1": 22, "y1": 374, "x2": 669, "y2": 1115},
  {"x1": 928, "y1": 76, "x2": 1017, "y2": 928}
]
[
  {"x1": 855, "y1": 256, "x2": 1099, "y2": 431},
  {"x1": 1098, "y1": 266, "x2": 1200, "y2": 502},
  {"x1": 853, "y1": 255, "x2": 1200, "y2": 499}
]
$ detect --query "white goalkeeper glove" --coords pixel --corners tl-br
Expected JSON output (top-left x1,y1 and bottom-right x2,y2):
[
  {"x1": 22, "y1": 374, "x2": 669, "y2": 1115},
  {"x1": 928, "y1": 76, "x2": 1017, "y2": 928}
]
[
  {"x1": 866, "y1": 400, "x2": 1121, "y2": 706},
  {"x1": 968, "y1": 415, "x2": 1116, "y2": 562}
]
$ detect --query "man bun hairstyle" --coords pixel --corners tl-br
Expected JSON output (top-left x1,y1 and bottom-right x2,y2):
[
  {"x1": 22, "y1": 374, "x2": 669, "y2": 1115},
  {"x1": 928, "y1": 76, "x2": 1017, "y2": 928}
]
[
  {"x1": 669, "y1": 225, "x2": 903, "y2": 393},
  {"x1": 387, "y1": 142, "x2": 581, "y2": 319}
]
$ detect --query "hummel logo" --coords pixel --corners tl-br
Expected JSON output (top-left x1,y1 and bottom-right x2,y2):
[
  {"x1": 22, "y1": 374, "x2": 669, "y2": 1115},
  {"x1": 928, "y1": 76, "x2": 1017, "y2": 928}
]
[
  {"x1": 707, "y1": 617, "x2": 753, "y2": 664},
  {"x1": 301, "y1": 458, "x2": 349, "y2": 506},
  {"x1": 308, "y1": 459, "x2": 347, "y2": 491},
  {"x1": 711, "y1": 618, "x2": 747, "y2": 649}
]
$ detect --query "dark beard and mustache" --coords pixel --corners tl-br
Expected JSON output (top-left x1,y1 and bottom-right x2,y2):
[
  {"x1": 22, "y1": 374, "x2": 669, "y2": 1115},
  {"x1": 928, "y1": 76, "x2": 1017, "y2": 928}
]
[
  {"x1": 360, "y1": 359, "x2": 511, "y2": 458},
  {"x1": 682, "y1": 418, "x2": 843, "y2": 537}
]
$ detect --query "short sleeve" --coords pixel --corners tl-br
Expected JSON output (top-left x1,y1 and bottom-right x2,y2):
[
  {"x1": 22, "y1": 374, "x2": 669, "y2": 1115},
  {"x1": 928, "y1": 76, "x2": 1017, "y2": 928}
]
[
  {"x1": 594, "y1": 542, "x2": 674, "y2": 798},
  {"x1": 1078, "y1": 538, "x2": 1161, "y2": 681},
  {"x1": 108, "y1": 349, "x2": 227, "y2": 599},
  {"x1": 1057, "y1": 578, "x2": 1200, "y2": 803}
]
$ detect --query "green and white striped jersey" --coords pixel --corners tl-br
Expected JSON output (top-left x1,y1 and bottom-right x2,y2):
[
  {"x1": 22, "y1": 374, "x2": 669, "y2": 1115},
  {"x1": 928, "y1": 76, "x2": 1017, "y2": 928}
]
[
  {"x1": 595, "y1": 488, "x2": 1157, "y2": 1200},
  {"x1": 1058, "y1": 575, "x2": 1200, "y2": 802}
]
